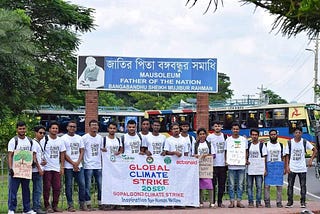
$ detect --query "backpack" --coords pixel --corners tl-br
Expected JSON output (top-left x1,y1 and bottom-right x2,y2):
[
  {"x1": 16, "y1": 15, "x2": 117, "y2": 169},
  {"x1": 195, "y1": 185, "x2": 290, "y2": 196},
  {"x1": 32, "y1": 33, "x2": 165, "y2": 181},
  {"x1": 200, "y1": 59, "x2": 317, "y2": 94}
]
[
  {"x1": 121, "y1": 133, "x2": 142, "y2": 153},
  {"x1": 247, "y1": 141, "x2": 264, "y2": 158},
  {"x1": 43, "y1": 135, "x2": 49, "y2": 150},
  {"x1": 287, "y1": 138, "x2": 307, "y2": 159},
  {"x1": 14, "y1": 136, "x2": 33, "y2": 151},
  {"x1": 103, "y1": 136, "x2": 121, "y2": 150},
  {"x1": 194, "y1": 140, "x2": 212, "y2": 155}
]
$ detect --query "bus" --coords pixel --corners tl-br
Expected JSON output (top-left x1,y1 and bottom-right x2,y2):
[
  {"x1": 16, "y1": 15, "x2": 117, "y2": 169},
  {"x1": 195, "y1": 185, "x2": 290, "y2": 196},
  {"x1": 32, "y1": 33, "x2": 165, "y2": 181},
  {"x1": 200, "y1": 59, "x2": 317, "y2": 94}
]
[
  {"x1": 144, "y1": 102, "x2": 320, "y2": 145},
  {"x1": 24, "y1": 105, "x2": 145, "y2": 135}
]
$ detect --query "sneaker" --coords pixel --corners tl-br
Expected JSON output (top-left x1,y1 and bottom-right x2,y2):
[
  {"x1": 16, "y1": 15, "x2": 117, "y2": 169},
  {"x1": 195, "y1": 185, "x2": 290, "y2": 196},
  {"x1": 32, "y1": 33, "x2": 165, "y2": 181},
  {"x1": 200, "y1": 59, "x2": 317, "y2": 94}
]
[
  {"x1": 248, "y1": 202, "x2": 254, "y2": 208},
  {"x1": 23, "y1": 211, "x2": 36, "y2": 214},
  {"x1": 209, "y1": 203, "x2": 217, "y2": 209},
  {"x1": 285, "y1": 203, "x2": 293, "y2": 208},
  {"x1": 199, "y1": 203, "x2": 204, "y2": 208},
  {"x1": 79, "y1": 204, "x2": 88, "y2": 211},
  {"x1": 8, "y1": 211, "x2": 15, "y2": 214},
  {"x1": 52, "y1": 207, "x2": 62, "y2": 212},
  {"x1": 67, "y1": 206, "x2": 76, "y2": 212},
  {"x1": 300, "y1": 203, "x2": 306, "y2": 208},
  {"x1": 277, "y1": 202, "x2": 283, "y2": 208},
  {"x1": 86, "y1": 204, "x2": 96, "y2": 211},
  {"x1": 265, "y1": 203, "x2": 271, "y2": 208},
  {"x1": 45, "y1": 208, "x2": 54, "y2": 213},
  {"x1": 237, "y1": 201, "x2": 245, "y2": 208},
  {"x1": 256, "y1": 203, "x2": 263, "y2": 208},
  {"x1": 218, "y1": 203, "x2": 225, "y2": 208}
]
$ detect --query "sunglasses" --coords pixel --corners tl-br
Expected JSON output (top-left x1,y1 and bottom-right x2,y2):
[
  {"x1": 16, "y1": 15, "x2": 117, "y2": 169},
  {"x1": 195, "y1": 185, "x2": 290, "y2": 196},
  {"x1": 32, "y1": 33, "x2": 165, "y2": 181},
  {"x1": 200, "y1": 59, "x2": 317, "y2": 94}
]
[{"x1": 38, "y1": 132, "x2": 45, "y2": 135}]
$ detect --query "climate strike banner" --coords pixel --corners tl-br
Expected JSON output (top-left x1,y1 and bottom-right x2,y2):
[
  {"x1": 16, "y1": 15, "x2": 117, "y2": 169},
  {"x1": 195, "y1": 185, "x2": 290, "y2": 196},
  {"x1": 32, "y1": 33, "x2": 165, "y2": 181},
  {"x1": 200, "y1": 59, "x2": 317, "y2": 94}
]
[
  {"x1": 101, "y1": 153, "x2": 199, "y2": 206},
  {"x1": 77, "y1": 56, "x2": 217, "y2": 93}
]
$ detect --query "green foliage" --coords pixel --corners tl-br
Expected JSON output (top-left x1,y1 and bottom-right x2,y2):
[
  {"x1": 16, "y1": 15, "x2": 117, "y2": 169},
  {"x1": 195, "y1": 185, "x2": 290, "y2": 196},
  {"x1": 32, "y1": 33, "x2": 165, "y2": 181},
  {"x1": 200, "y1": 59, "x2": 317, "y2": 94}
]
[
  {"x1": 0, "y1": 113, "x2": 39, "y2": 153},
  {"x1": 0, "y1": 0, "x2": 95, "y2": 115},
  {"x1": 99, "y1": 92, "x2": 125, "y2": 107},
  {"x1": 263, "y1": 89, "x2": 288, "y2": 104}
]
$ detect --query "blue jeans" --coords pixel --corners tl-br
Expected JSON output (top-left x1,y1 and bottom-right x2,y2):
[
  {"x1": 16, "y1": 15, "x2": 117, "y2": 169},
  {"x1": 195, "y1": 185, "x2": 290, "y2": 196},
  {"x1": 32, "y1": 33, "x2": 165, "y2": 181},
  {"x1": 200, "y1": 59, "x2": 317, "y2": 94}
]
[
  {"x1": 84, "y1": 169, "x2": 102, "y2": 205},
  {"x1": 247, "y1": 175, "x2": 263, "y2": 204},
  {"x1": 65, "y1": 168, "x2": 86, "y2": 206},
  {"x1": 32, "y1": 172, "x2": 43, "y2": 210},
  {"x1": 228, "y1": 169, "x2": 245, "y2": 201},
  {"x1": 8, "y1": 176, "x2": 31, "y2": 212}
]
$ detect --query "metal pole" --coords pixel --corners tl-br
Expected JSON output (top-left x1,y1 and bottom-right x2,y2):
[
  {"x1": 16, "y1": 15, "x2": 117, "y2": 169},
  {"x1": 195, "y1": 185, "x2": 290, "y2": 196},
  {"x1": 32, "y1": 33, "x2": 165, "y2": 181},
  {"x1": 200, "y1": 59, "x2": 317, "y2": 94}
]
[{"x1": 314, "y1": 37, "x2": 319, "y2": 103}]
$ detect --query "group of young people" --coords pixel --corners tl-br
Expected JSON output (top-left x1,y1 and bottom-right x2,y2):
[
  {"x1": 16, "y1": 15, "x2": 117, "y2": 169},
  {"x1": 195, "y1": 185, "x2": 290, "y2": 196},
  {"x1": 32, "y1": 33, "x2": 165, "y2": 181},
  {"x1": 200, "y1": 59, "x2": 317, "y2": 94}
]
[{"x1": 7, "y1": 118, "x2": 317, "y2": 213}]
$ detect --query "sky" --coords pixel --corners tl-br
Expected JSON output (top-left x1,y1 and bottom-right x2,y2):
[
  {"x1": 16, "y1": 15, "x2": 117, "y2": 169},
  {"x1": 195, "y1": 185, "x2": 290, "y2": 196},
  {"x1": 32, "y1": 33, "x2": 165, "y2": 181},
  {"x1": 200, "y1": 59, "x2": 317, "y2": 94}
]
[{"x1": 71, "y1": 0, "x2": 318, "y2": 104}]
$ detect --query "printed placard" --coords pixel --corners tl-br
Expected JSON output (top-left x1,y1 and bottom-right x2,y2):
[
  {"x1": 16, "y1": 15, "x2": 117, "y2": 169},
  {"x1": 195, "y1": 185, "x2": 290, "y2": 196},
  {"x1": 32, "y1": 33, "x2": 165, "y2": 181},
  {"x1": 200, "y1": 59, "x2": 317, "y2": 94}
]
[
  {"x1": 265, "y1": 161, "x2": 284, "y2": 186},
  {"x1": 13, "y1": 150, "x2": 33, "y2": 179},
  {"x1": 248, "y1": 158, "x2": 265, "y2": 175}
]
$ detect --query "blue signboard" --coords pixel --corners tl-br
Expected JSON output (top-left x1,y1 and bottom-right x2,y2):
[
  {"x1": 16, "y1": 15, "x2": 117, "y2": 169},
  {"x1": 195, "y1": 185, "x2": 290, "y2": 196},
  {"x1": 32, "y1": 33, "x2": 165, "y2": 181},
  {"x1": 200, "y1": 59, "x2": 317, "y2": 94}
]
[
  {"x1": 264, "y1": 161, "x2": 284, "y2": 186},
  {"x1": 77, "y1": 56, "x2": 217, "y2": 93}
]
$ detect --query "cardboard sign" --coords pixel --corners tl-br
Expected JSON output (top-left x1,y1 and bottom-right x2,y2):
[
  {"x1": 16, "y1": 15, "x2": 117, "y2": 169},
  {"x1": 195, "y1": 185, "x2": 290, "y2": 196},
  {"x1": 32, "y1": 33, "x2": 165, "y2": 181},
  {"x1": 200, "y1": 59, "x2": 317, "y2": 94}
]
[
  {"x1": 264, "y1": 161, "x2": 284, "y2": 186},
  {"x1": 199, "y1": 156, "x2": 213, "y2": 178},
  {"x1": 248, "y1": 158, "x2": 265, "y2": 175},
  {"x1": 13, "y1": 150, "x2": 33, "y2": 179}
]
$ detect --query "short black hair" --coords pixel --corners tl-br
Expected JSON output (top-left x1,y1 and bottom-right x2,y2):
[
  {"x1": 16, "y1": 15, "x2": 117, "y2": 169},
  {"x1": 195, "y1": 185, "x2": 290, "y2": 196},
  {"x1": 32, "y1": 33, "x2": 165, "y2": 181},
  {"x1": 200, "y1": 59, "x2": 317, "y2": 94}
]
[
  {"x1": 180, "y1": 121, "x2": 189, "y2": 126},
  {"x1": 127, "y1": 119, "x2": 136, "y2": 125},
  {"x1": 89, "y1": 119, "x2": 99, "y2": 126},
  {"x1": 197, "y1": 127, "x2": 207, "y2": 135},
  {"x1": 250, "y1": 128, "x2": 259, "y2": 135},
  {"x1": 48, "y1": 121, "x2": 59, "y2": 129},
  {"x1": 269, "y1": 129, "x2": 277, "y2": 135},
  {"x1": 16, "y1": 121, "x2": 26, "y2": 128},
  {"x1": 293, "y1": 126, "x2": 303, "y2": 132},
  {"x1": 108, "y1": 121, "x2": 118, "y2": 128},
  {"x1": 231, "y1": 122, "x2": 240, "y2": 129},
  {"x1": 34, "y1": 125, "x2": 46, "y2": 132},
  {"x1": 141, "y1": 118, "x2": 150, "y2": 123},
  {"x1": 211, "y1": 121, "x2": 221, "y2": 127},
  {"x1": 170, "y1": 122, "x2": 180, "y2": 129}
]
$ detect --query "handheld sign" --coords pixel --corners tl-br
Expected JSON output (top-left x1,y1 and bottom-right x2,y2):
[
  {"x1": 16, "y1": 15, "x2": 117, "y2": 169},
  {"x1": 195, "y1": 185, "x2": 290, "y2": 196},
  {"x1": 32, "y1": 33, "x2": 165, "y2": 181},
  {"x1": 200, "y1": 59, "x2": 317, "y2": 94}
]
[
  {"x1": 265, "y1": 161, "x2": 284, "y2": 186},
  {"x1": 13, "y1": 150, "x2": 33, "y2": 179}
]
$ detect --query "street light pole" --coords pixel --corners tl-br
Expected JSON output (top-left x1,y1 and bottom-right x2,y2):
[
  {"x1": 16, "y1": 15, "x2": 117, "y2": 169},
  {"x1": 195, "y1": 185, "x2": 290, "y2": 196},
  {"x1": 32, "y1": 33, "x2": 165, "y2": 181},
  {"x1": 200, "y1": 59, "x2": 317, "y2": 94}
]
[{"x1": 306, "y1": 36, "x2": 319, "y2": 103}]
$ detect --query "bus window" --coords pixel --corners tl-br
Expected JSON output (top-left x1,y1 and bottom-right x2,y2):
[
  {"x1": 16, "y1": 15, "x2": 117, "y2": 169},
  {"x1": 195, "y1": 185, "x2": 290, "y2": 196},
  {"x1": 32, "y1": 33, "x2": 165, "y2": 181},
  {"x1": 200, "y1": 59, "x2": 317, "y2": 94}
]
[
  {"x1": 289, "y1": 120, "x2": 308, "y2": 133},
  {"x1": 273, "y1": 109, "x2": 287, "y2": 127},
  {"x1": 224, "y1": 112, "x2": 234, "y2": 129},
  {"x1": 247, "y1": 111, "x2": 258, "y2": 128}
]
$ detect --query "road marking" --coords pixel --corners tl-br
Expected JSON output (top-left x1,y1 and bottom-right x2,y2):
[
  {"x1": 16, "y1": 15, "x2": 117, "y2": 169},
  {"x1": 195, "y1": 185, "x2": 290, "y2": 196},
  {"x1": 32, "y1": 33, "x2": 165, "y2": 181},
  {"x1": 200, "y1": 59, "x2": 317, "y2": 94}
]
[{"x1": 284, "y1": 181, "x2": 320, "y2": 200}]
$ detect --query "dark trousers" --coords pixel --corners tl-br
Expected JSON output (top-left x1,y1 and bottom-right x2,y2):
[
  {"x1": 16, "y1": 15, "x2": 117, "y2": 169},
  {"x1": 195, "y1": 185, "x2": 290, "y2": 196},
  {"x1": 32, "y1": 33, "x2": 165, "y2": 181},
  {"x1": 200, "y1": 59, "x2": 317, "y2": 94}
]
[
  {"x1": 43, "y1": 171, "x2": 61, "y2": 209},
  {"x1": 287, "y1": 171, "x2": 306, "y2": 204},
  {"x1": 212, "y1": 166, "x2": 227, "y2": 205}
]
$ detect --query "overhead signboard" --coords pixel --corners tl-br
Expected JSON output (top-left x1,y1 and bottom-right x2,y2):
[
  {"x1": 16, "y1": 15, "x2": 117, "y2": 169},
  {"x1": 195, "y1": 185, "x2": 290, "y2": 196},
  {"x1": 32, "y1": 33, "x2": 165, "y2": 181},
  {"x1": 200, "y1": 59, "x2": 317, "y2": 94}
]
[{"x1": 77, "y1": 56, "x2": 217, "y2": 93}]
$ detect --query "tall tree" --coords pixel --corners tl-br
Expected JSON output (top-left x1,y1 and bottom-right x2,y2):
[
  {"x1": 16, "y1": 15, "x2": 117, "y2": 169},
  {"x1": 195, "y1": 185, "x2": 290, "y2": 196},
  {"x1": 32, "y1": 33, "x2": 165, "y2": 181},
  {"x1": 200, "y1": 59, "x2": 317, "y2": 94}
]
[
  {"x1": 0, "y1": 0, "x2": 95, "y2": 113},
  {"x1": 0, "y1": 9, "x2": 37, "y2": 116},
  {"x1": 263, "y1": 89, "x2": 288, "y2": 104},
  {"x1": 186, "y1": 0, "x2": 320, "y2": 38}
]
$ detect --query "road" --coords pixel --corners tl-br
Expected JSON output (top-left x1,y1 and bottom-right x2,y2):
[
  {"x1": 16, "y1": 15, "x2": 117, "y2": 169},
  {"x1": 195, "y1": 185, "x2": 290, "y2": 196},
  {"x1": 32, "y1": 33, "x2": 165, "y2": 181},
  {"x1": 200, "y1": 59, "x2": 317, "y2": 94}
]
[{"x1": 284, "y1": 166, "x2": 320, "y2": 200}]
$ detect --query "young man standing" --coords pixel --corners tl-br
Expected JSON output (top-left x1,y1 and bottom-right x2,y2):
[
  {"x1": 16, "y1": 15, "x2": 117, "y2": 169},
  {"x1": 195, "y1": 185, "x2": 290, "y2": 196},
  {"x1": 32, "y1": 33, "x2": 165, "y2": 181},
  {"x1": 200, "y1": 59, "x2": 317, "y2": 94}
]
[
  {"x1": 122, "y1": 119, "x2": 144, "y2": 155},
  {"x1": 142, "y1": 119, "x2": 166, "y2": 156},
  {"x1": 103, "y1": 121, "x2": 122, "y2": 156},
  {"x1": 246, "y1": 128, "x2": 267, "y2": 208},
  {"x1": 83, "y1": 119, "x2": 104, "y2": 210},
  {"x1": 61, "y1": 121, "x2": 87, "y2": 211},
  {"x1": 180, "y1": 121, "x2": 196, "y2": 157},
  {"x1": 8, "y1": 121, "x2": 37, "y2": 214},
  {"x1": 139, "y1": 118, "x2": 151, "y2": 137},
  {"x1": 225, "y1": 122, "x2": 247, "y2": 208},
  {"x1": 32, "y1": 125, "x2": 47, "y2": 214},
  {"x1": 264, "y1": 129, "x2": 285, "y2": 208},
  {"x1": 41, "y1": 122, "x2": 66, "y2": 213},
  {"x1": 164, "y1": 122, "x2": 188, "y2": 157},
  {"x1": 285, "y1": 127, "x2": 317, "y2": 208},
  {"x1": 207, "y1": 121, "x2": 227, "y2": 208}
]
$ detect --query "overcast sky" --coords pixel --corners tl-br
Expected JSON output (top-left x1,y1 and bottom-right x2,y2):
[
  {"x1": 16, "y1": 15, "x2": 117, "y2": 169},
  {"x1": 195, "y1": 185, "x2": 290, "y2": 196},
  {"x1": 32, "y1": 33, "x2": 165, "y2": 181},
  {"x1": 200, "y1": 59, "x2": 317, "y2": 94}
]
[{"x1": 71, "y1": 0, "x2": 317, "y2": 104}]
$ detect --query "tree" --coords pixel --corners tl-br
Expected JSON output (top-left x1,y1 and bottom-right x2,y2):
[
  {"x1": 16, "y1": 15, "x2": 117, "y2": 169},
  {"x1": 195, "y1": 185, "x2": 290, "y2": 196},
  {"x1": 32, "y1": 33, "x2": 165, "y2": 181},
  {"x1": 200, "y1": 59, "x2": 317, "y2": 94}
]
[
  {"x1": 186, "y1": 0, "x2": 320, "y2": 38},
  {"x1": 0, "y1": 9, "x2": 37, "y2": 116},
  {"x1": 263, "y1": 89, "x2": 288, "y2": 104},
  {"x1": 0, "y1": 0, "x2": 95, "y2": 113}
]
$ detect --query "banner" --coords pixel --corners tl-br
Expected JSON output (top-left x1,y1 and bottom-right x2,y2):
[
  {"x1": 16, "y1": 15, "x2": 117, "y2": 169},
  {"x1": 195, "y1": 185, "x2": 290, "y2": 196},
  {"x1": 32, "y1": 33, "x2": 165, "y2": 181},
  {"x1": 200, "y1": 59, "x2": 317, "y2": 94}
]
[
  {"x1": 248, "y1": 158, "x2": 265, "y2": 175},
  {"x1": 13, "y1": 150, "x2": 33, "y2": 179},
  {"x1": 77, "y1": 56, "x2": 217, "y2": 93},
  {"x1": 101, "y1": 154, "x2": 199, "y2": 206},
  {"x1": 199, "y1": 156, "x2": 213, "y2": 178},
  {"x1": 264, "y1": 161, "x2": 284, "y2": 186}
]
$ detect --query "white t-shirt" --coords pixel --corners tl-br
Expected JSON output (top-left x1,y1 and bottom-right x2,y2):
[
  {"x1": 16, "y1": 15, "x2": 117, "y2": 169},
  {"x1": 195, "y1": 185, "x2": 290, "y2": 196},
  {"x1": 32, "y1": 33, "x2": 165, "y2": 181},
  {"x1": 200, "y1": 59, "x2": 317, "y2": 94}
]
[
  {"x1": 226, "y1": 135, "x2": 248, "y2": 170},
  {"x1": 61, "y1": 134, "x2": 84, "y2": 169},
  {"x1": 82, "y1": 133, "x2": 103, "y2": 169},
  {"x1": 32, "y1": 140, "x2": 45, "y2": 172},
  {"x1": 164, "y1": 136, "x2": 188, "y2": 154},
  {"x1": 8, "y1": 136, "x2": 36, "y2": 168},
  {"x1": 265, "y1": 141, "x2": 284, "y2": 162},
  {"x1": 248, "y1": 142, "x2": 267, "y2": 160},
  {"x1": 207, "y1": 133, "x2": 226, "y2": 166},
  {"x1": 192, "y1": 141, "x2": 215, "y2": 156},
  {"x1": 104, "y1": 136, "x2": 121, "y2": 156},
  {"x1": 122, "y1": 133, "x2": 142, "y2": 154},
  {"x1": 40, "y1": 136, "x2": 66, "y2": 172},
  {"x1": 142, "y1": 133, "x2": 166, "y2": 155},
  {"x1": 180, "y1": 134, "x2": 196, "y2": 157},
  {"x1": 285, "y1": 138, "x2": 314, "y2": 173}
]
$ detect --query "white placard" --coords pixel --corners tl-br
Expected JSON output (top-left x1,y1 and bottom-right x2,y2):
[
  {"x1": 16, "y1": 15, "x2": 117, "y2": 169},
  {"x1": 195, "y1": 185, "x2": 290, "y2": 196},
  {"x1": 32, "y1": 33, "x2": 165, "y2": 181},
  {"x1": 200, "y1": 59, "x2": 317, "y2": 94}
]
[{"x1": 248, "y1": 158, "x2": 265, "y2": 175}]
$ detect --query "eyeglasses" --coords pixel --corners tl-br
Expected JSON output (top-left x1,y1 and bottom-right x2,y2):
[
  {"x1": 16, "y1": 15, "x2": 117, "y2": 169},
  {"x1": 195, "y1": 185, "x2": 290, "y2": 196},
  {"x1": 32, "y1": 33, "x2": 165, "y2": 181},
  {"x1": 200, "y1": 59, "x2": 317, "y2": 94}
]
[
  {"x1": 38, "y1": 132, "x2": 45, "y2": 135},
  {"x1": 68, "y1": 126, "x2": 77, "y2": 128}
]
